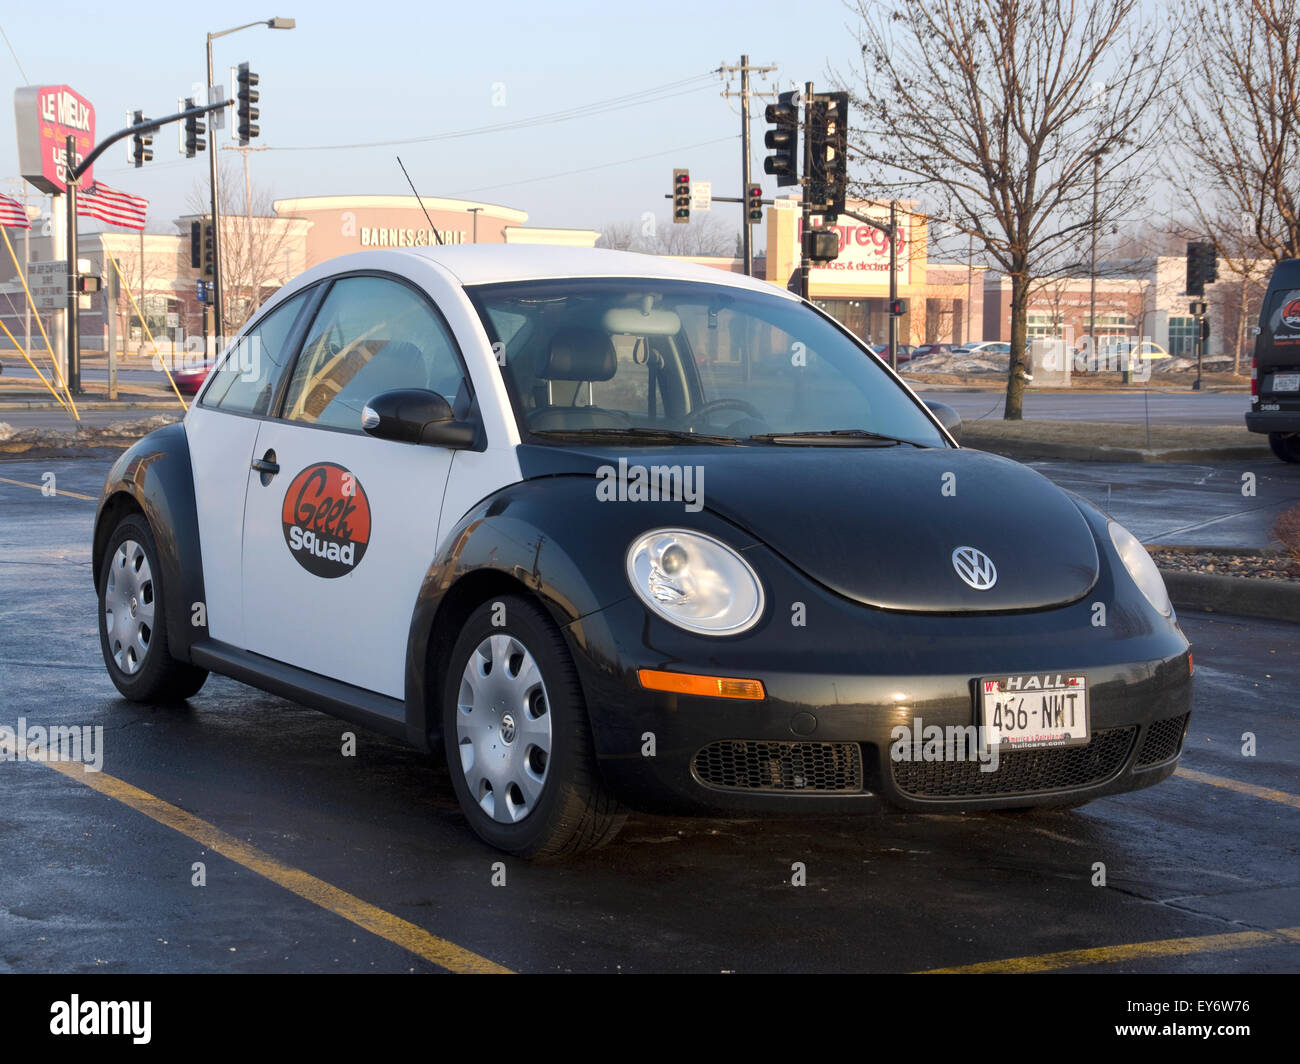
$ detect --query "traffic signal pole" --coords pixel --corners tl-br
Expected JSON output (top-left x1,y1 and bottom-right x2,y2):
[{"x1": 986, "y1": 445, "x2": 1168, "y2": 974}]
[
  {"x1": 63, "y1": 101, "x2": 228, "y2": 394},
  {"x1": 740, "y1": 56, "x2": 752, "y2": 279},
  {"x1": 206, "y1": 36, "x2": 225, "y2": 346},
  {"x1": 889, "y1": 200, "x2": 898, "y2": 373},
  {"x1": 800, "y1": 82, "x2": 813, "y2": 301}
]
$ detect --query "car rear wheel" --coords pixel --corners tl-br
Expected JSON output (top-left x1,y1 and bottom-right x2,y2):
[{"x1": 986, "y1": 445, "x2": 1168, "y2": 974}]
[
  {"x1": 442, "y1": 594, "x2": 625, "y2": 859},
  {"x1": 98, "y1": 513, "x2": 208, "y2": 703},
  {"x1": 1269, "y1": 432, "x2": 1300, "y2": 463}
]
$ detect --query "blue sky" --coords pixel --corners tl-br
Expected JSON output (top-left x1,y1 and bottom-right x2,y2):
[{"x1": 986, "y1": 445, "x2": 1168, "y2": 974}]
[{"x1": 1, "y1": 1, "x2": 866, "y2": 236}]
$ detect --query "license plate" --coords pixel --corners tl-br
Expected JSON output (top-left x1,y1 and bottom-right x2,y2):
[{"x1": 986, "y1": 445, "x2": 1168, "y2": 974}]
[
  {"x1": 979, "y1": 674, "x2": 1089, "y2": 750},
  {"x1": 1273, "y1": 373, "x2": 1300, "y2": 391}
]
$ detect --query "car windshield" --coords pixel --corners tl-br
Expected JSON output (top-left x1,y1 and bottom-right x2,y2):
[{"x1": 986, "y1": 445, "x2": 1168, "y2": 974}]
[{"x1": 466, "y1": 278, "x2": 946, "y2": 446}]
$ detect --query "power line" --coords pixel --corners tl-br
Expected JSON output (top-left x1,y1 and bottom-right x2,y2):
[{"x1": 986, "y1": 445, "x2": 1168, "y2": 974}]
[
  {"x1": 266, "y1": 73, "x2": 720, "y2": 152},
  {"x1": 0, "y1": 21, "x2": 28, "y2": 84},
  {"x1": 443, "y1": 135, "x2": 738, "y2": 197}
]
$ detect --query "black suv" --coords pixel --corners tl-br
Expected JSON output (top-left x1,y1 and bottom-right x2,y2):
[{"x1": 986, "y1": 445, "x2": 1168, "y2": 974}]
[{"x1": 1247, "y1": 258, "x2": 1300, "y2": 462}]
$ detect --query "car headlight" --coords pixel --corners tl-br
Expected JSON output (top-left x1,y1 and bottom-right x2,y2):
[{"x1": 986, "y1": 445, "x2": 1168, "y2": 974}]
[
  {"x1": 1108, "y1": 520, "x2": 1172, "y2": 616},
  {"x1": 626, "y1": 529, "x2": 764, "y2": 635}
]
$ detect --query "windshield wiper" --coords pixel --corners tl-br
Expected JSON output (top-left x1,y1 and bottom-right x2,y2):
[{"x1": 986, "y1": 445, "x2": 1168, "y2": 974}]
[
  {"x1": 748, "y1": 428, "x2": 924, "y2": 447},
  {"x1": 530, "y1": 427, "x2": 744, "y2": 446}
]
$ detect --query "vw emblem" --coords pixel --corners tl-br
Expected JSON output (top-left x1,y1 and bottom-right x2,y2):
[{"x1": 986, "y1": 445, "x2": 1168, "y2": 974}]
[
  {"x1": 952, "y1": 546, "x2": 997, "y2": 590},
  {"x1": 500, "y1": 713, "x2": 517, "y2": 745}
]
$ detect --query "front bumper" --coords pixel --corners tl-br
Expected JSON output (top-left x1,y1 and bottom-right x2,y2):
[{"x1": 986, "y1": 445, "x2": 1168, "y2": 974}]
[{"x1": 563, "y1": 535, "x2": 1192, "y2": 817}]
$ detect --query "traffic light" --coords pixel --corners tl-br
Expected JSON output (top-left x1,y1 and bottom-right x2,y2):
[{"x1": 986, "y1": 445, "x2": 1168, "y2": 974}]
[
  {"x1": 673, "y1": 168, "x2": 691, "y2": 224},
  {"x1": 236, "y1": 62, "x2": 260, "y2": 145},
  {"x1": 76, "y1": 275, "x2": 102, "y2": 294},
  {"x1": 745, "y1": 185, "x2": 763, "y2": 225},
  {"x1": 803, "y1": 226, "x2": 839, "y2": 263},
  {"x1": 184, "y1": 98, "x2": 206, "y2": 158},
  {"x1": 889, "y1": 299, "x2": 904, "y2": 317},
  {"x1": 200, "y1": 221, "x2": 215, "y2": 279},
  {"x1": 764, "y1": 91, "x2": 799, "y2": 187},
  {"x1": 130, "y1": 110, "x2": 153, "y2": 168},
  {"x1": 808, "y1": 92, "x2": 849, "y2": 216},
  {"x1": 1186, "y1": 242, "x2": 1218, "y2": 296},
  {"x1": 190, "y1": 220, "x2": 203, "y2": 269}
]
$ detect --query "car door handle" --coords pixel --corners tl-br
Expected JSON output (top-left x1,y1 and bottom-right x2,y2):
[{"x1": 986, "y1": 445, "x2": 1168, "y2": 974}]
[{"x1": 251, "y1": 450, "x2": 279, "y2": 478}]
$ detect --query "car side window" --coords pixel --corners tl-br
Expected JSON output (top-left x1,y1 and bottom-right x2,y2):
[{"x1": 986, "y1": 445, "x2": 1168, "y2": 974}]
[
  {"x1": 279, "y1": 276, "x2": 468, "y2": 431},
  {"x1": 200, "y1": 290, "x2": 309, "y2": 415}
]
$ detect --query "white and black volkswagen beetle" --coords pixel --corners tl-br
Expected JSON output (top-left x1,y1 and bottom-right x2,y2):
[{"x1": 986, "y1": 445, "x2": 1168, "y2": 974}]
[{"x1": 93, "y1": 246, "x2": 1192, "y2": 858}]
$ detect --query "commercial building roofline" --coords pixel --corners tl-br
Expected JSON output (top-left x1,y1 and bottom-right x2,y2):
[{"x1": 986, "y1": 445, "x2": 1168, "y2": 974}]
[{"x1": 272, "y1": 194, "x2": 528, "y2": 225}]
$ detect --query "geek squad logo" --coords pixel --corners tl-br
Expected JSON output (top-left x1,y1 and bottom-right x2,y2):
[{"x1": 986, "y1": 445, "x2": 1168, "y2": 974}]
[
  {"x1": 281, "y1": 462, "x2": 371, "y2": 578},
  {"x1": 1281, "y1": 296, "x2": 1300, "y2": 331}
]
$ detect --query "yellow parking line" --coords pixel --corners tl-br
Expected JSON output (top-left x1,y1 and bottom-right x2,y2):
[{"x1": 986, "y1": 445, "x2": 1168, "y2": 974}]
[
  {"x1": 41, "y1": 760, "x2": 513, "y2": 974},
  {"x1": 1176, "y1": 766, "x2": 1300, "y2": 809},
  {"x1": 0, "y1": 475, "x2": 96, "y2": 501},
  {"x1": 920, "y1": 926, "x2": 1300, "y2": 974}
]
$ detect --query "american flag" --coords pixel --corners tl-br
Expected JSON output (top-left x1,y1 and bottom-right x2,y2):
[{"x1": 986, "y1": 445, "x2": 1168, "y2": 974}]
[
  {"x1": 0, "y1": 192, "x2": 31, "y2": 230},
  {"x1": 76, "y1": 182, "x2": 148, "y2": 231}
]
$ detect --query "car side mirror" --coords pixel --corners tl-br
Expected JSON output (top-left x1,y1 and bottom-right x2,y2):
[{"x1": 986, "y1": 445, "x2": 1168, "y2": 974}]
[
  {"x1": 362, "y1": 388, "x2": 476, "y2": 448},
  {"x1": 924, "y1": 399, "x2": 962, "y2": 442}
]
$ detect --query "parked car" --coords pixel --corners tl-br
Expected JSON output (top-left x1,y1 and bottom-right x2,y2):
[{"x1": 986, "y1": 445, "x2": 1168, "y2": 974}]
[
  {"x1": 1246, "y1": 258, "x2": 1300, "y2": 462},
  {"x1": 92, "y1": 246, "x2": 1192, "y2": 858},
  {"x1": 1080, "y1": 340, "x2": 1170, "y2": 373},
  {"x1": 912, "y1": 343, "x2": 953, "y2": 359},
  {"x1": 171, "y1": 359, "x2": 215, "y2": 395},
  {"x1": 868, "y1": 343, "x2": 916, "y2": 363},
  {"x1": 951, "y1": 341, "x2": 1011, "y2": 358}
]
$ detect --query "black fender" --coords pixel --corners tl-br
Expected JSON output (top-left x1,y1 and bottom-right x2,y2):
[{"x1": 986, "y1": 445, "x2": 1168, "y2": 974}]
[
  {"x1": 93, "y1": 422, "x2": 207, "y2": 664},
  {"x1": 402, "y1": 473, "x2": 760, "y2": 749}
]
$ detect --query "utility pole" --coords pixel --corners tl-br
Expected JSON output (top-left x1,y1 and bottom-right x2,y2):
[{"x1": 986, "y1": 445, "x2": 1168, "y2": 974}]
[
  {"x1": 889, "y1": 200, "x2": 899, "y2": 371},
  {"x1": 206, "y1": 37, "x2": 225, "y2": 345},
  {"x1": 719, "y1": 57, "x2": 777, "y2": 277},
  {"x1": 1088, "y1": 150, "x2": 1101, "y2": 377},
  {"x1": 800, "y1": 81, "x2": 813, "y2": 300}
]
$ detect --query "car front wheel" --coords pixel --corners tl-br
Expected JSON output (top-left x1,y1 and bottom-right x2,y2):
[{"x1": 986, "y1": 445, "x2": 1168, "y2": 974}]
[
  {"x1": 98, "y1": 513, "x2": 208, "y2": 702},
  {"x1": 442, "y1": 594, "x2": 625, "y2": 859},
  {"x1": 1269, "y1": 432, "x2": 1300, "y2": 464}
]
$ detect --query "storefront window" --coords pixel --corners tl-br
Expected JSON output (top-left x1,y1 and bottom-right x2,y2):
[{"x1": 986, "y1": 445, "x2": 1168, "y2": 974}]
[{"x1": 1168, "y1": 316, "x2": 1197, "y2": 358}]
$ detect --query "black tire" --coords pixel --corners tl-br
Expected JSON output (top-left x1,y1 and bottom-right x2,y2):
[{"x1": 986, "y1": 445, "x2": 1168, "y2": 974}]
[
  {"x1": 98, "y1": 513, "x2": 208, "y2": 703},
  {"x1": 442, "y1": 594, "x2": 625, "y2": 859},
  {"x1": 1269, "y1": 432, "x2": 1300, "y2": 464}
]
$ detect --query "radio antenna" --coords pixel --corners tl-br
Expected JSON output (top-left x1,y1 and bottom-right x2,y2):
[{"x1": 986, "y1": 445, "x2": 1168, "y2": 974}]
[{"x1": 396, "y1": 155, "x2": 443, "y2": 245}]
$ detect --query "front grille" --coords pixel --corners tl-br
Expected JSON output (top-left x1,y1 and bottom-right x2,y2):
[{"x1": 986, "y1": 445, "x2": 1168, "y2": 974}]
[
  {"x1": 892, "y1": 726, "x2": 1137, "y2": 799},
  {"x1": 1136, "y1": 713, "x2": 1189, "y2": 766},
  {"x1": 693, "y1": 740, "x2": 864, "y2": 792}
]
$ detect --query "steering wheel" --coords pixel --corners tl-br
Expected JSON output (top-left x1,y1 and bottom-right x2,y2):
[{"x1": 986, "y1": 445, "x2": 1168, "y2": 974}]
[{"x1": 678, "y1": 398, "x2": 764, "y2": 431}]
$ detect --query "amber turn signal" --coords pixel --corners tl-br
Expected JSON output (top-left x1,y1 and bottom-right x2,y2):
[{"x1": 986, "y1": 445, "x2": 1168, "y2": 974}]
[{"x1": 637, "y1": 669, "x2": 766, "y2": 700}]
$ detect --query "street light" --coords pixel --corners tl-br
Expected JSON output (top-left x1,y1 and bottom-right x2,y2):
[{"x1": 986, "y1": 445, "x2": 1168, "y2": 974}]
[
  {"x1": 1087, "y1": 146, "x2": 1110, "y2": 378},
  {"x1": 207, "y1": 17, "x2": 295, "y2": 345}
]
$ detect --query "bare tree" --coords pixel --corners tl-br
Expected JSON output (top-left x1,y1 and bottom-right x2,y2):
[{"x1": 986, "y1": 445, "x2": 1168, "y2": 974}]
[
  {"x1": 1173, "y1": 0, "x2": 1300, "y2": 265},
  {"x1": 187, "y1": 159, "x2": 296, "y2": 333},
  {"x1": 843, "y1": 0, "x2": 1171, "y2": 417},
  {"x1": 597, "y1": 212, "x2": 738, "y2": 257}
]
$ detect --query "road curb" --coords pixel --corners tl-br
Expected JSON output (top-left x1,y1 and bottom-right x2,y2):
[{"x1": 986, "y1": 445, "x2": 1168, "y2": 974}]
[
  {"x1": 1159, "y1": 569, "x2": 1300, "y2": 623},
  {"x1": 0, "y1": 400, "x2": 180, "y2": 411},
  {"x1": 963, "y1": 435, "x2": 1270, "y2": 464}
]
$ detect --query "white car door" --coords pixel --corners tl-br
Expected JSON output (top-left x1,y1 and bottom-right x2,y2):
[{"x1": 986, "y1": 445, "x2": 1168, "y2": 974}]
[
  {"x1": 186, "y1": 288, "x2": 316, "y2": 648},
  {"x1": 239, "y1": 274, "x2": 478, "y2": 698}
]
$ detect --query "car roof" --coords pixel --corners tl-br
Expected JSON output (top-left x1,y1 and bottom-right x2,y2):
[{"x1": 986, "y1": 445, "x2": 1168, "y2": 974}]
[{"x1": 294, "y1": 245, "x2": 800, "y2": 300}]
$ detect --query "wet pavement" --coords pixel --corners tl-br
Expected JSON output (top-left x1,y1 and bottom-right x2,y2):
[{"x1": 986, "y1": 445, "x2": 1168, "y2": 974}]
[{"x1": 1, "y1": 456, "x2": 1297, "y2": 973}]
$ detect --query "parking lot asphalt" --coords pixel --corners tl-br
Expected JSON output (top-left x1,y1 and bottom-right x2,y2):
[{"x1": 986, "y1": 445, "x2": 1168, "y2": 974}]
[
  {"x1": 1, "y1": 456, "x2": 1297, "y2": 973},
  {"x1": 1027, "y1": 458, "x2": 1300, "y2": 549}
]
